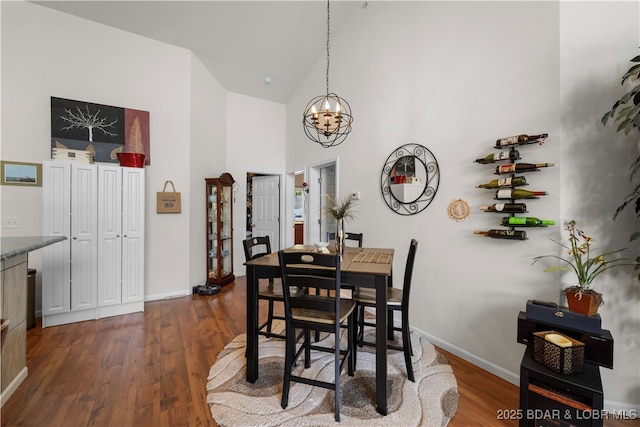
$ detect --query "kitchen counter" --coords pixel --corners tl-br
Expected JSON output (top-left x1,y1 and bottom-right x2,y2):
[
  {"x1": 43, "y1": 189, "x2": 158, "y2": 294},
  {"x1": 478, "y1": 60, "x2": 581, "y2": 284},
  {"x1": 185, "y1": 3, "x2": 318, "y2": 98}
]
[
  {"x1": 1, "y1": 235, "x2": 66, "y2": 406},
  {"x1": 1, "y1": 235, "x2": 67, "y2": 260}
]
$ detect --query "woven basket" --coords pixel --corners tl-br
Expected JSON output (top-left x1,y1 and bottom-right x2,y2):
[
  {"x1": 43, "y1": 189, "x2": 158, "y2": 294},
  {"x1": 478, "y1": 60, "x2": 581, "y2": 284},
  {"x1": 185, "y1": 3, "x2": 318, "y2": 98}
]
[{"x1": 533, "y1": 330, "x2": 585, "y2": 375}]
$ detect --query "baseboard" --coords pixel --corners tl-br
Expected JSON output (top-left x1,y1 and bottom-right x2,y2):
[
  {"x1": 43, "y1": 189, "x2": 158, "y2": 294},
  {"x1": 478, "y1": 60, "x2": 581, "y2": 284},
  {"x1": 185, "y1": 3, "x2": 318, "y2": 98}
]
[
  {"x1": 0, "y1": 367, "x2": 27, "y2": 408},
  {"x1": 144, "y1": 289, "x2": 191, "y2": 302},
  {"x1": 410, "y1": 324, "x2": 520, "y2": 386}
]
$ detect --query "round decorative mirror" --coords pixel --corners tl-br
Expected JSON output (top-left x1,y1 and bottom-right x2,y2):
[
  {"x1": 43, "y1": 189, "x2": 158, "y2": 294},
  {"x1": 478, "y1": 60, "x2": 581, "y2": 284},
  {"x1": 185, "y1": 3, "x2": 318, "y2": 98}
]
[{"x1": 380, "y1": 143, "x2": 440, "y2": 215}]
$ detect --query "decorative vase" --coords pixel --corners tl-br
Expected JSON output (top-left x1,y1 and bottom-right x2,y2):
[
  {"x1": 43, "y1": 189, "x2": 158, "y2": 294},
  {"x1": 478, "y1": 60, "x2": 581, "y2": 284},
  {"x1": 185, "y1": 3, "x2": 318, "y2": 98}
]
[
  {"x1": 335, "y1": 219, "x2": 345, "y2": 255},
  {"x1": 564, "y1": 287, "x2": 602, "y2": 316}
]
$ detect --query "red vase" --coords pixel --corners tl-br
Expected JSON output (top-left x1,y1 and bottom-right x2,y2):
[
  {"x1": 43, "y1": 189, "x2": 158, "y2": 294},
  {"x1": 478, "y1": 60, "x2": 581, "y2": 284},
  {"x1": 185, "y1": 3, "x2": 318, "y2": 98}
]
[{"x1": 564, "y1": 288, "x2": 602, "y2": 316}]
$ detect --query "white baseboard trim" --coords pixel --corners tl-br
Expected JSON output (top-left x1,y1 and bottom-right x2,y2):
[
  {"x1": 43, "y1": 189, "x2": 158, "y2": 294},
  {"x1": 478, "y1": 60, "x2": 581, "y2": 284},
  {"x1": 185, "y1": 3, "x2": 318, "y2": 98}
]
[
  {"x1": 411, "y1": 324, "x2": 520, "y2": 386},
  {"x1": 144, "y1": 289, "x2": 191, "y2": 302},
  {"x1": 0, "y1": 367, "x2": 27, "y2": 408}
]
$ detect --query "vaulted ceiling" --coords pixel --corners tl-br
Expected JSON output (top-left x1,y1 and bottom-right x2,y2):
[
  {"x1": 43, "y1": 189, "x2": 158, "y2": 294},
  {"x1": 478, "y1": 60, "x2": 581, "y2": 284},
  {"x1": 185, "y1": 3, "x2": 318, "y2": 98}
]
[{"x1": 33, "y1": 1, "x2": 363, "y2": 104}]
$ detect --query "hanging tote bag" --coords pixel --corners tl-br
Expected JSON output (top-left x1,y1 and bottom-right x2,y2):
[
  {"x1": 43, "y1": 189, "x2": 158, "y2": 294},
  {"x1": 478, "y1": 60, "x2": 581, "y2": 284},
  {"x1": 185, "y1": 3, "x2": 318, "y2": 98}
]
[{"x1": 157, "y1": 180, "x2": 182, "y2": 213}]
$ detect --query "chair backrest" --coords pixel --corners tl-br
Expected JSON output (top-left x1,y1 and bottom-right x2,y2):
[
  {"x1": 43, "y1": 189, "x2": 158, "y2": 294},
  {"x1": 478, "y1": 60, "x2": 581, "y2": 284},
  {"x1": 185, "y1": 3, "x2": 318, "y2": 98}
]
[
  {"x1": 243, "y1": 236, "x2": 272, "y2": 261},
  {"x1": 278, "y1": 251, "x2": 342, "y2": 327},
  {"x1": 344, "y1": 232, "x2": 363, "y2": 247},
  {"x1": 401, "y1": 239, "x2": 419, "y2": 309},
  {"x1": 326, "y1": 232, "x2": 363, "y2": 247}
]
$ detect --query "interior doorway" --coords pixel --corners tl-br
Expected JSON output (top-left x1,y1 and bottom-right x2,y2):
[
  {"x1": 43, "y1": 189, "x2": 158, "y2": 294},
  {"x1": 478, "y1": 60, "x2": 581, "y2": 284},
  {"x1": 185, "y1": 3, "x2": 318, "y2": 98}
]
[
  {"x1": 294, "y1": 172, "x2": 305, "y2": 244},
  {"x1": 246, "y1": 173, "x2": 281, "y2": 250},
  {"x1": 307, "y1": 158, "x2": 339, "y2": 243}
]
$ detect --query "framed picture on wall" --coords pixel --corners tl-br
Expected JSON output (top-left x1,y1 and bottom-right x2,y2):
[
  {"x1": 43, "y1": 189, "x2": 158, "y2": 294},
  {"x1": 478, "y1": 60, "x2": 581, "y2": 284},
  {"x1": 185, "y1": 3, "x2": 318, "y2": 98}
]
[
  {"x1": 50, "y1": 97, "x2": 151, "y2": 165},
  {"x1": 0, "y1": 160, "x2": 43, "y2": 187}
]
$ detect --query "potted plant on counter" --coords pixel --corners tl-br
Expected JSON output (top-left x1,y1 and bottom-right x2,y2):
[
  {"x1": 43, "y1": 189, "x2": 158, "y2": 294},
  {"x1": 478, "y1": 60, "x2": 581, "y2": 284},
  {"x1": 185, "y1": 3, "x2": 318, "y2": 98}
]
[{"x1": 532, "y1": 220, "x2": 639, "y2": 315}]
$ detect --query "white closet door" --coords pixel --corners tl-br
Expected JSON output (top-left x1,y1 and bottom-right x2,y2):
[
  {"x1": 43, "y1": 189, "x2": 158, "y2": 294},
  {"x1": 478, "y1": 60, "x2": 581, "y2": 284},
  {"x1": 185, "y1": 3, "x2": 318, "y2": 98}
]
[
  {"x1": 121, "y1": 167, "x2": 145, "y2": 303},
  {"x1": 98, "y1": 165, "x2": 122, "y2": 306},
  {"x1": 70, "y1": 163, "x2": 98, "y2": 311},
  {"x1": 42, "y1": 161, "x2": 71, "y2": 315}
]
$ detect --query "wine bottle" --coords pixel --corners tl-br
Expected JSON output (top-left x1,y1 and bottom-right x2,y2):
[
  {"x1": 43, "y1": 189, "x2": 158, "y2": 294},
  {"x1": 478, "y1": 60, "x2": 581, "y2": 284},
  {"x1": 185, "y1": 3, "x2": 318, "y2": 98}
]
[
  {"x1": 477, "y1": 176, "x2": 527, "y2": 189},
  {"x1": 495, "y1": 133, "x2": 548, "y2": 148},
  {"x1": 495, "y1": 189, "x2": 547, "y2": 199},
  {"x1": 480, "y1": 203, "x2": 527, "y2": 213},
  {"x1": 495, "y1": 163, "x2": 555, "y2": 175},
  {"x1": 474, "y1": 150, "x2": 520, "y2": 164},
  {"x1": 473, "y1": 229, "x2": 527, "y2": 240},
  {"x1": 500, "y1": 217, "x2": 556, "y2": 227}
]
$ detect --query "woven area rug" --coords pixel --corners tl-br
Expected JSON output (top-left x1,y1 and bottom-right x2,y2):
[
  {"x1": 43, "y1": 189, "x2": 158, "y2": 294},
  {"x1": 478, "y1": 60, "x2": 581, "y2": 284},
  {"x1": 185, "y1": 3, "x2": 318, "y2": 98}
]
[{"x1": 206, "y1": 321, "x2": 458, "y2": 426}]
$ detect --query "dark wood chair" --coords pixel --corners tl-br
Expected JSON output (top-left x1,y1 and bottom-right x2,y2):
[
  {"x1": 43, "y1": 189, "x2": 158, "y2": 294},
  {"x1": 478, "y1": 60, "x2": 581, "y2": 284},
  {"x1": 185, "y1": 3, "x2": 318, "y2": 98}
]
[
  {"x1": 278, "y1": 250, "x2": 356, "y2": 422},
  {"x1": 327, "y1": 231, "x2": 363, "y2": 247},
  {"x1": 243, "y1": 236, "x2": 304, "y2": 339},
  {"x1": 353, "y1": 239, "x2": 418, "y2": 382}
]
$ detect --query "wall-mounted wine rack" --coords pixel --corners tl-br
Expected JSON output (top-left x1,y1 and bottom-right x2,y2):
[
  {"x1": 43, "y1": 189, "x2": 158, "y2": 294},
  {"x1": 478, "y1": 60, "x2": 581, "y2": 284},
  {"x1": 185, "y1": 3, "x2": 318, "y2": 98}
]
[{"x1": 474, "y1": 133, "x2": 555, "y2": 240}]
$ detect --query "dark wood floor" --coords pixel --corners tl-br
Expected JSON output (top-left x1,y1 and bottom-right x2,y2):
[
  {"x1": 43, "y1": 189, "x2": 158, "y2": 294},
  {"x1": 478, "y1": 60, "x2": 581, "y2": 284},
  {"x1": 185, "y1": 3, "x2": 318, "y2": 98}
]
[{"x1": 1, "y1": 277, "x2": 636, "y2": 426}]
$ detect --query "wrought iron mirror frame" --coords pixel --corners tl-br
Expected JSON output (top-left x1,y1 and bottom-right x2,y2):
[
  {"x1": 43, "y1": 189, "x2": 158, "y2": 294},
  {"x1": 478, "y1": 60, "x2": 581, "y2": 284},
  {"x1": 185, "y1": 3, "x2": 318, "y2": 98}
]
[{"x1": 380, "y1": 143, "x2": 440, "y2": 215}]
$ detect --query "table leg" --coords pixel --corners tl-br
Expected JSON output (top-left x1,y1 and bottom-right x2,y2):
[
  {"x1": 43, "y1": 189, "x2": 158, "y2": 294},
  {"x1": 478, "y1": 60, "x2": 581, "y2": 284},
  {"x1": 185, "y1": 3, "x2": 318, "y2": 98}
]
[
  {"x1": 375, "y1": 274, "x2": 388, "y2": 415},
  {"x1": 246, "y1": 266, "x2": 259, "y2": 383}
]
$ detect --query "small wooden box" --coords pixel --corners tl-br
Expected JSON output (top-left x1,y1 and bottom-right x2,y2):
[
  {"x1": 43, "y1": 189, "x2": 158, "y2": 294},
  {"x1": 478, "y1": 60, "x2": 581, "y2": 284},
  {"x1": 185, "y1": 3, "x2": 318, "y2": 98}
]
[
  {"x1": 51, "y1": 148, "x2": 93, "y2": 163},
  {"x1": 533, "y1": 330, "x2": 585, "y2": 374}
]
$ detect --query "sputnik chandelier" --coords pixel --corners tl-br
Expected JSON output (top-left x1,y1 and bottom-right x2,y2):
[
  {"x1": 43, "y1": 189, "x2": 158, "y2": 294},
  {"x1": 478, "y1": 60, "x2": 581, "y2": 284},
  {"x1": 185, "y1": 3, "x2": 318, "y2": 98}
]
[{"x1": 302, "y1": 0, "x2": 353, "y2": 148}]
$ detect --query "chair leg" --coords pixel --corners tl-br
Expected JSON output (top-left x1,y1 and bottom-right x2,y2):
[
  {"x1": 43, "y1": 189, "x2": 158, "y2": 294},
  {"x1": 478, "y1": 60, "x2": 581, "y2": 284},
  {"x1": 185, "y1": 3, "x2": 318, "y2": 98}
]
[
  {"x1": 266, "y1": 300, "x2": 275, "y2": 337},
  {"x1": 348, "y1": 312, "x2": 355, "y2": 376},
  {"x1": 387, "y1": 309, "x2": 395, "y2": 341},
  {"x1": 334, "y1": 327, "x2": 341, "y2": 423},
  {"x1": 401, "y1": 311, "x2": 414, "y2": 382},
  {"x1": 356, "y1": 305, "x2": 365, "y2": 346},
  {"x1": 281, "y1": 324, "x2": 294, "y2": 409},
  {"x1": 304, "y1": 329, "x2": 311, "y2": 369}
]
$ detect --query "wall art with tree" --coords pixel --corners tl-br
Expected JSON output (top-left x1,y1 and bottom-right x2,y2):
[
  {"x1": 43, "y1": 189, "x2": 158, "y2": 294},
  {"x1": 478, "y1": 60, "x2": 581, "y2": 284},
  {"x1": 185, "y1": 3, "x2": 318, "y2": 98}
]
[{"x1": 50, "y1": 97, "x2": 150, "y2": 164}]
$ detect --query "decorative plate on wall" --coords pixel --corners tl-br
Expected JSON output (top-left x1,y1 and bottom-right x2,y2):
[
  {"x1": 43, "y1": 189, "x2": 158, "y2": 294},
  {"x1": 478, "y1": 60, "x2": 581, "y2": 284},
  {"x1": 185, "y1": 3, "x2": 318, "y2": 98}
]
[
  {"x1": 380, "y1": 143, "x2": 440, "y2": 215},
  {"x1": 447, "y1": 198, "x2": 471, "y2": 221}
]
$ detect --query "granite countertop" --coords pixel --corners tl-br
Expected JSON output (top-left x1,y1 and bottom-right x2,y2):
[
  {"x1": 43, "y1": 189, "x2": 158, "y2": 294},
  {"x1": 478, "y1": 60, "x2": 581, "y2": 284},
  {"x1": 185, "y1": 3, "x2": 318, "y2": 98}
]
[{"x1": 1, "y1": 236, "x2": 67, "y2": 260}]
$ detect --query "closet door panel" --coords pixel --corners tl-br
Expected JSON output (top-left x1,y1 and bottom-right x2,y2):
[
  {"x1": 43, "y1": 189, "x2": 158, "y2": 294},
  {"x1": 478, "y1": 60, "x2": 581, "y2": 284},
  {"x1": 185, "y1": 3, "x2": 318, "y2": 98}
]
[
  {"x1": 98, "y1": 165, "x2": 122, "y2": 306},
  {"x1": 42, "y1": 161, "x2": 71, "y2": 315},
  {"x1": 70, "y1": 164, "x2": 97, "y2": 311},
  {"x1": 121, "y1": 167, "x2": 145, "y2": 303}
]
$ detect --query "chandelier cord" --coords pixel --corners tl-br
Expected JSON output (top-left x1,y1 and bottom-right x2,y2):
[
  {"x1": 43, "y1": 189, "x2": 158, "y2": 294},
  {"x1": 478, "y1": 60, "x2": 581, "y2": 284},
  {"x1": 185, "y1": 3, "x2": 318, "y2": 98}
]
[{"x1": 325, "y1": 0, "x2": 330, "y2": 97}]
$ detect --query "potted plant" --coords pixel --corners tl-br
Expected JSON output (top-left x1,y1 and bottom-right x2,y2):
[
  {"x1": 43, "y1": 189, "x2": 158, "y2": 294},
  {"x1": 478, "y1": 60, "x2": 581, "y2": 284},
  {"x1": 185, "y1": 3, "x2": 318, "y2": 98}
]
[
  {"x1": 532, "y1": 220, "x2": 639, "y2": 316},
  {"x1": 322, "y1": 195, "x2": 357, "y2": 254}
]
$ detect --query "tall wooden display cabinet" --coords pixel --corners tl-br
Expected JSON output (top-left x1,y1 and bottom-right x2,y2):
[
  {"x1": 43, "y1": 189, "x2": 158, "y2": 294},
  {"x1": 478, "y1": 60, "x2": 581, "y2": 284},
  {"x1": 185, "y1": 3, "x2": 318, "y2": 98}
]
[{"x1": 205, "y1": 173, "x2": 235, "y2": 286}]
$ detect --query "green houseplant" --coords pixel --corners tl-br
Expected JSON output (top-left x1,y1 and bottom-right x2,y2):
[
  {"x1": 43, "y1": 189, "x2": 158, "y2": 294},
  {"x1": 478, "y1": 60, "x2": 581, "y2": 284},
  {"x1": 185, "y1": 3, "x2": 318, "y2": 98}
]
[
  {"x1": 601, "y1": 53, "x2": 640, "y2": 244},
  {"x1": 532, "y1": 220, "x2": 639, "y2": 315},
  {"x1": 322, "y1": 195, "x2": 357, "y2": 254}
]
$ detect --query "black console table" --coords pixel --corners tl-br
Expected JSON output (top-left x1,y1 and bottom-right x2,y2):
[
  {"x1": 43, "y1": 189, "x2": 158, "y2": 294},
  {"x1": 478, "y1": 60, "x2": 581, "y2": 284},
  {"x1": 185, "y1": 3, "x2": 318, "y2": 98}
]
[
  {"x1": 517, "y1": 307, "x2": 613, "y2": 427},
  {"x1": 520, "y1": 347, "x2": 603, "y2": 427}
]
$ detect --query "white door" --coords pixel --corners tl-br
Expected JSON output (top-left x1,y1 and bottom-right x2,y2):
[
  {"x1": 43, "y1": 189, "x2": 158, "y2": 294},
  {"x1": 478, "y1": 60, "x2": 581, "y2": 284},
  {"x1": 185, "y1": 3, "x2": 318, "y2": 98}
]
[
  {"x1": 121, "y1": 167, "x2": 145, "y2": 303},
  {"x1": 97, "y1": 164, "x2": 122, "y2": 306},
  {"x1": 252, "y1": 175, "x2": 280, "y2": 250},
  {"x1": 70, "y1": 163, "x2": 98, "y2": 312},
  {"x1": 42, "y1": 161, "x2": 71, "y2": 315}
]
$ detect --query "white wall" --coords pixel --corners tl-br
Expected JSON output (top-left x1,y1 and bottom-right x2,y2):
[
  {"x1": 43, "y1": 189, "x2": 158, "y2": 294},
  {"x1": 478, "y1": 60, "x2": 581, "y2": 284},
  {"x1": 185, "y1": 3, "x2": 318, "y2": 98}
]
[
  {"x1": 0, "y1": 2, "x2": 226, "y2": 303},
  {"x1": 226, "y1": 92, "x2": 286, "y2": 275},
  {"x1": 286, "y1": 1, "x2": 638, "y2": 409},
  {"x1": 188, "y1": 54, "x2": 227, "y2": 289}
]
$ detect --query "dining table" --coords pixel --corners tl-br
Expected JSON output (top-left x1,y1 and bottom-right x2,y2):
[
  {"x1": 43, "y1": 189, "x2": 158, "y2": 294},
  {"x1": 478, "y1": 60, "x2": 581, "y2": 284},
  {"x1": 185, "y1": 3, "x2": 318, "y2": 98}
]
[{"x1": 244, "y1": 244, "x2": 394, "y2": 416}]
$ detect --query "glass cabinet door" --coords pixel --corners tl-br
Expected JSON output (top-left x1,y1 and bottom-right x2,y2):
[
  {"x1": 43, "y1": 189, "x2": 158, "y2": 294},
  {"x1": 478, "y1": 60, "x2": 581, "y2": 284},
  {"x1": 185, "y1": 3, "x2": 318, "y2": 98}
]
[
  {"x1": 205, "y1": 173, "x2": 235, "y2": 286},
  {"x1": 207, "y1": 183, "x2": 218, "y2": 282}
]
